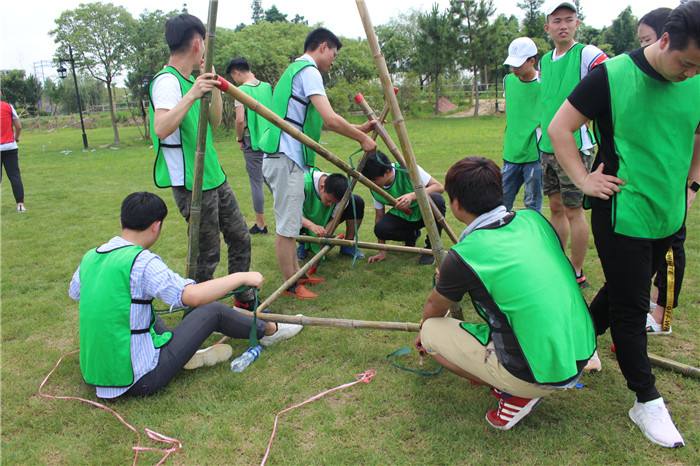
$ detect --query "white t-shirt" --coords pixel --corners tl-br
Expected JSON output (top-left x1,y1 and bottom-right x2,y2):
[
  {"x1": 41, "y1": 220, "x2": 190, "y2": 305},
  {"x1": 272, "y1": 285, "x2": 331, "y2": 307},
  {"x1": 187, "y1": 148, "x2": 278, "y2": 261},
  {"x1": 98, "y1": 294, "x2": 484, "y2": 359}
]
[
  {"x1": 0, "y1": 104, "x2": 19, "y2": 151},
  {"x1": 373, "y1": 165, "x2": 431, "y2": 210},
  {"x1": 151, "y1": 72, "x2": 187, "y2": 186},
  {"x1": 277, "y1": 54, "x2": 326, "y2": 170}
]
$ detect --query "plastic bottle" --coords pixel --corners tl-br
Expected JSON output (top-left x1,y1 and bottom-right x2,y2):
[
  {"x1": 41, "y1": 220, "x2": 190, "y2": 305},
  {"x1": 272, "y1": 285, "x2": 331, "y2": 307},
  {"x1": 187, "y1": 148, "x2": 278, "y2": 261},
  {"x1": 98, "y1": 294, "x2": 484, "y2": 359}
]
[{"x1": 230, "y1": 345, "x2": 262, "y2": 372}]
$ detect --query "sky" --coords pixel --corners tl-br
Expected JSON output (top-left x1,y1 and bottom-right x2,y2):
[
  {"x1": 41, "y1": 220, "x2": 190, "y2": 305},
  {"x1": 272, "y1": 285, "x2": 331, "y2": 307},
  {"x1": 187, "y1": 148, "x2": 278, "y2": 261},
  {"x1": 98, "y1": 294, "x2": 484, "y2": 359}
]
[{"x1": 0, "y1": 0, "x2": 684, "y2": 81}]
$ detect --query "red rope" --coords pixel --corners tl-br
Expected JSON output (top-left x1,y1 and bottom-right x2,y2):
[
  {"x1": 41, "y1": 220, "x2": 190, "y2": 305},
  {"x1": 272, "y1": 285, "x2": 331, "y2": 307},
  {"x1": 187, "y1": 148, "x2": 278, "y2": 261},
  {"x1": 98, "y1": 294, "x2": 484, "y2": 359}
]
[{"x1": 38, "y1": 350, "x2": 182, "y2": 465}]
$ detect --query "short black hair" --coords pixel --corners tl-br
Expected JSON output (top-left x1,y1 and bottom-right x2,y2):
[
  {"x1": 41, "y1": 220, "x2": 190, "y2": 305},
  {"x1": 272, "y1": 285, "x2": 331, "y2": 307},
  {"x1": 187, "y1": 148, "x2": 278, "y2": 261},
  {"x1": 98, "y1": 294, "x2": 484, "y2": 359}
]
[
  {"x1": 226, "y1": 57, "x2": 250, "y2": 75},
  {"x1": 324, "y1": 174, "x2": 349, "y2": 201},
  {"x1": 304, "y1": 27, "x2": 342, "y2": 52},
  {"x1": 121, "y1": 192, "x2": 168, "y2": 231},
  {"x1": 639, "y1": 7, "x2": 672, "y2": 39},
  {"x1": 165, "y1": 14, "x2": 206, "y2": 53},
  {"x1": 664, "y1": 1, "x2": 700, "y2": 51},
  {"x1": 444, "y1": 157, "x2": 502, "y2": 216},
  {"x1": 360, "y1": 151, "x2": 393, "y2": 180}
]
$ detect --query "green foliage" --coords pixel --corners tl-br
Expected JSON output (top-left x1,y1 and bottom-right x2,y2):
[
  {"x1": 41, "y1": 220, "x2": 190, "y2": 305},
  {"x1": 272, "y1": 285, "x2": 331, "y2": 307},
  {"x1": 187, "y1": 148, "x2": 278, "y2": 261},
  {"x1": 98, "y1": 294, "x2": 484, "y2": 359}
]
[
  {"x1": 518, "y1": 0, "x2": 547, "y2": 40},
  {"x1": 602, "y1": 6, "x2": 639, "y2": 55},
  {"x1": 0, "y1": 70, "x2": 42, "y2": 111},
  {"x1": 43, "y1": 75, "x2": 107, "y2": 114},
  {"x1": 251, "y1": 0, "x2": 264, "y2": 23},
  {"x1": 376, "y1": 13, "x2": 420, "y2": 75},
  {"x1": 264, "y1": 5, "x2": 287, "y2": 23}
]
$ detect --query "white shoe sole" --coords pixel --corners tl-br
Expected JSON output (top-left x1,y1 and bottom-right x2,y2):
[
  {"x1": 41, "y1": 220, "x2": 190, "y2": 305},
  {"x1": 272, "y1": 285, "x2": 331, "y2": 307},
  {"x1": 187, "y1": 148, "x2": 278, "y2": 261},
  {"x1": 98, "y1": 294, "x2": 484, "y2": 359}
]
[
  {"x1": 183, "y1": 344, "x2": 233, "y2": 370},
  {"x1": 486, "y1": 398, "x2": 542, "y2": 431},
  {"x1": 628, "y1": 408, "x2": 685, "y2": 448}
]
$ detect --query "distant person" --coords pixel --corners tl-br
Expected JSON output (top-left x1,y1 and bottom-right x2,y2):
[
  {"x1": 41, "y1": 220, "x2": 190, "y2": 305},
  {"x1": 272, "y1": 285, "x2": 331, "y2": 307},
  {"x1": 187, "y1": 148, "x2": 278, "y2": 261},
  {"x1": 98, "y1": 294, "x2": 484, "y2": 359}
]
[
  {"x1": 0, "y1": 93, "x2": 26, "y2": 212},
  {"x1": 149, "y1": 14, "x2": 254, "y2": 309},
  {"x1": 502, "y1": 37, "x2": 543, "y2": 212},
  {"x1": 69, "y1": 192, "x2": 302, "y2": 399},
  {"x1": 548, "y1": 1, "x2": 700, "y2": 447},
  {"x1": 416, "y1": 157, "x2": 595, "y2": 431},
  {"x1": 637, "y1": 8, "x2": 672, "y2": 47},
  {"x1": 227, "y1": 57, "x2": 272, "y2": 235}
]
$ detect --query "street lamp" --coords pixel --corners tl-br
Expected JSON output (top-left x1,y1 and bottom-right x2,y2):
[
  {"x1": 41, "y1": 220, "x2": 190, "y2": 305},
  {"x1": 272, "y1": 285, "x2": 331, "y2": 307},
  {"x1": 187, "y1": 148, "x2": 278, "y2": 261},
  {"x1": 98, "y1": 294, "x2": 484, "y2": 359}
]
[{"x1": 57, "y1": 44, "x2": 89, "y2": 149}]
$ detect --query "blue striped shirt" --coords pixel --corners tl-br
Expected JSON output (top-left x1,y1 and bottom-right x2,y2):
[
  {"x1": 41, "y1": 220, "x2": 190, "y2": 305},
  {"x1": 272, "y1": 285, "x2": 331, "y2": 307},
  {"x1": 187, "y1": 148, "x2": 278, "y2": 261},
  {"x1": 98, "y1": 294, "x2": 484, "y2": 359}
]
[{"x1": 69, "y1": 236, "x2": 195, "y2": 399}]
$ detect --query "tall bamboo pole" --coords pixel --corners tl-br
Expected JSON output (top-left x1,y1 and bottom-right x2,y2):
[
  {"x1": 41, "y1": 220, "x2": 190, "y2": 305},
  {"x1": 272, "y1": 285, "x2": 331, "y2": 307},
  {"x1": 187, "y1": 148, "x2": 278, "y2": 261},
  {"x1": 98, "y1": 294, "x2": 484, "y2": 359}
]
[
  {"x1": 294, "y1": 235, "x2": 432, "y2": 255},
  {"x1": 185, "y1": 0, "x2": 218, "y2": 279},
  {"x1": 354, "y1": 93, "x2": 459, "y2": 244}
]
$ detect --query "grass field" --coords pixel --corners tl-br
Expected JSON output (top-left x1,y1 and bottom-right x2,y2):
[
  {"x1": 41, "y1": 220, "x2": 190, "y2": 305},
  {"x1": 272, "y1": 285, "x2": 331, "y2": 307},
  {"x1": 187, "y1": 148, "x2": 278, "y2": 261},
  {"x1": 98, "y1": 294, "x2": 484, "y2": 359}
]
[{"x1": 2, "y1": 117, "x2": 699, "y2": 465}]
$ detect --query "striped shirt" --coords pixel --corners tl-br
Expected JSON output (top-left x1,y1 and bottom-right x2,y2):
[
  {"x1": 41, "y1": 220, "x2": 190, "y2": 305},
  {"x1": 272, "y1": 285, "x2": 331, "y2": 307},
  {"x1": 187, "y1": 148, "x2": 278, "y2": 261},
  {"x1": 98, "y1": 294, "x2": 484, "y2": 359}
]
[{"x1": 69, "y1": 236, "x2": 195, "y2": 398}]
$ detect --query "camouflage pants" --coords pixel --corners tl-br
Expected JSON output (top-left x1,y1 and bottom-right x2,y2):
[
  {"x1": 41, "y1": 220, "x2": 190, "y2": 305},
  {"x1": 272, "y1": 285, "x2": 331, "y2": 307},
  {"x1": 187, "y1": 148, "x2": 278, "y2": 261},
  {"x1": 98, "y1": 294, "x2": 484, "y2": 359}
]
[{"x1": 172, "y1": 182, "x2": 251, "y2": 283}]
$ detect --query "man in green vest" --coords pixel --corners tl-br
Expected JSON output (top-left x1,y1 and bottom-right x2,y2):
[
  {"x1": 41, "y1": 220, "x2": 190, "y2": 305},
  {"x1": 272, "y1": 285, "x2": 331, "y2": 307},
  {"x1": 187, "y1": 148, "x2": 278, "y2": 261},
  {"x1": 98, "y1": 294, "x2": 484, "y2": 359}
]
[
  {"x1": 539, "y1": 2, "x2": 608, "y2": 290},
  {"x1": 415, "y1": 157, "x2": 595, "y2": 431},
  {"x1": 360, "y1": 151, "x2": 446, "y2": 265},
  {"x1": 548, "y1": 1, "x2": 700, "y2": 448},
  {"x1": 502, "y1": 37, "x2": 542, "y2": 212},
  {"x1": 299, "y1": 169, "x2": 365, "y2": 261},
  {"x1": 227, "y1": 57, "x2": 272, "y2": 235},
  {"x1": 149, "y1": 14, "x2": 254, "y2": 308},
  {"x1": 69, "y1": 192, "x2": 303, "y2": 399},
  {"x1": 258, "y1": 28, "x2": 376, "y2": 300}
]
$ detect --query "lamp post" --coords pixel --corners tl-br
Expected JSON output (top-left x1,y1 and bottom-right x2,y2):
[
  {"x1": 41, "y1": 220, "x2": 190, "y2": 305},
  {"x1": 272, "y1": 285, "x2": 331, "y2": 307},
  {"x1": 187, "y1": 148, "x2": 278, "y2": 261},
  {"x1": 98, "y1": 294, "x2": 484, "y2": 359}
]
[{"x1": 57, "y1": 44, "x2": 88, "y2": 149}]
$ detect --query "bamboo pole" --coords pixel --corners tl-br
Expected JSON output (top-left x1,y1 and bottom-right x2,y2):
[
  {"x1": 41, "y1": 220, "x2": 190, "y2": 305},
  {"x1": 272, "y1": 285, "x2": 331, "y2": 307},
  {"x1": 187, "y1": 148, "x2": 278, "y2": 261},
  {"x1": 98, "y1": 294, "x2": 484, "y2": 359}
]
[
  {"x1": 354, "y1": 93, "x2": 459, "y2": 244},
  {"x1": 357, "y1": 0, "x2": 462, "y2": 320},
  {"x1": 649, "y1": 353, "x2": 700, "y2": 379},
  {"x1": 215, "y1": 77, "x2": 397, "y2": 206},
  {"x1": 294, "y1": 235, "x2": 431, "y2": 255},
  {"x1": 185, "y1": 0, "x2": 218, "y2": 279}
]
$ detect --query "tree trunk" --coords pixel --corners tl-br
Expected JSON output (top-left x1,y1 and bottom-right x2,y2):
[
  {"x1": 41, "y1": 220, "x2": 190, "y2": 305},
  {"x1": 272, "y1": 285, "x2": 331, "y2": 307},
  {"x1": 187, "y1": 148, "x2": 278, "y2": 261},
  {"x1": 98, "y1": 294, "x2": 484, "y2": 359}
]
[
  {"x1": 472, "y1": 66, "x2": 480, "y2": 117},
  {"x1": 139, "y1": 97, "x2": 149, "y2": 140},
  {"x1": 106, "y1": 81, "x2": 120, "y2": 145},
  {"x1": 434, "y1": 72, "x2": 440, "y2": 115}
]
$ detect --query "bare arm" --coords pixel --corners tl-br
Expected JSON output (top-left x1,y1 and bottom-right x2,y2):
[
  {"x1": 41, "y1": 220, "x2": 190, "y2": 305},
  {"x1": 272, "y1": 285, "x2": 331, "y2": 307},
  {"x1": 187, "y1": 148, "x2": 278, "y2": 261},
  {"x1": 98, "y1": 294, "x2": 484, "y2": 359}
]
[
  {"x1": 549, "y1": 101, "x2": 623, "y2": 199},
  {"x1": 414, "y1": 288, "x2": 455, "y2": 352},
  {"x1": 310, "y1": 94, "x2": 376, "y2": 152},
  {"x1": 687, "y1": 129, "x2": 700, "y2": 210},
  {"x1": 209, "y1": 84, "x2": 222, "y2": 128},
  {"x1": 12, "y1": 117, "x2": 21, "y2": 141},
  {"x1": 235, "y1": 104, "x2": 245, "y2": 144},
  {"x1": 181, "y1": 271, "x2": 263, "y2": 308}
]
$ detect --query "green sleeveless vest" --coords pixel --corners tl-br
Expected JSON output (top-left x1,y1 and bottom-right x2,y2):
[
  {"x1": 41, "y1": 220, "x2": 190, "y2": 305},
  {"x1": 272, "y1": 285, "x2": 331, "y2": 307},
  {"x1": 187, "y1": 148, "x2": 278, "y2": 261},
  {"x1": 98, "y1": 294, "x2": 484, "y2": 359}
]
[
  {"x1": 239, "y1": 81, "x2": 273, "y2": 151},
  {"x1": 258, "y1": 60, "x2": 323, "y2": 167},
  {"x1": 503, "y1": 73, "x2": 541, "y2": 164},
  {"x1": 605, "y1": 54, "x2": 700, "y2": 239},
  {"x1": 452, "y1": 210, "x2": 596, "y2": 384},
  {"x1": 538, "y1": 43, "x2": 595, "y2": 153},
  {"x1": 148, "y1": 66, "x2": 226, "y2": 191},
  {"x1": 370, "y1": 163, "x2": 422, "y2": 222},
  {"x1": 301, "y1": 168, "x2": 334, "y2": 254},
  {"x1": 79, "y1": 245, "x2": 172, "y2": 387}
]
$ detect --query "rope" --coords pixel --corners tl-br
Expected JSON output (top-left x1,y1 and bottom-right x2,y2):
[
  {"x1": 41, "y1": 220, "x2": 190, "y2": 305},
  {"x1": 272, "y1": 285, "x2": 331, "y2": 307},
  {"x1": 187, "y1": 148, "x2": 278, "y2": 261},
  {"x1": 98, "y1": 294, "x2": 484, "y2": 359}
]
[
  {"x1": 347, "y1": 149, "x2": 365, "y2": 266},
  {"x1": 386, "y1": 347, "x2": 443, "y2": 377}
]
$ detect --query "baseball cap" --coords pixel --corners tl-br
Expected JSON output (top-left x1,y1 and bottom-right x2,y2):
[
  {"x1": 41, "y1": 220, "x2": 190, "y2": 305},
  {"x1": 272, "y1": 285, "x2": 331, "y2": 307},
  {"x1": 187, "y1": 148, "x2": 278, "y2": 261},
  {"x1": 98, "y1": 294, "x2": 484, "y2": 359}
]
[
  {"x1": 545, "y1": 2, "x2": 577, "y2": 16},
  {"x1": 503, "y1": 37, "x2": 538, "y2": 67}
]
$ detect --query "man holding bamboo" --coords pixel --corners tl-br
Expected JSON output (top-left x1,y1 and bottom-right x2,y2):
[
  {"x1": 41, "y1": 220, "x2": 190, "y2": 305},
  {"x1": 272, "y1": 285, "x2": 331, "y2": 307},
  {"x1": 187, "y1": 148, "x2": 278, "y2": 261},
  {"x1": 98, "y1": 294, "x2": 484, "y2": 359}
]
[
  {"x1": 258, "y1": 27, "x2": 376, "y2": 300},
  {"x1": 149, "y1": 14, "x2": 254, "y2": 308}
]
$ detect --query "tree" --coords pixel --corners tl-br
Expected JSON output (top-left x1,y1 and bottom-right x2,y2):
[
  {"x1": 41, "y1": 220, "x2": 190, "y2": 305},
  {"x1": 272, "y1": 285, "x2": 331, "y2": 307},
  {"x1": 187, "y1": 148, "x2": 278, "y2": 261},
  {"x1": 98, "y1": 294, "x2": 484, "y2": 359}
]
[
  {"x1": 376, "y1": 12, "x2": 420, "y2": 76},
  {"x1": 518, "y1": 0, "x2": 546, "y2": 40},
  {"x1": 602, "y1": 6, "x2": 638, "y2": 55},
  {"x1": 573, "y1": 0, "x2": 585, "y2": 22},
  {"x1": 251, "y1": 0, "x2": 264, "y2": 23},
  {"x1": 291, "y1": 14, "x2": 308, "y2": 25},
  {"x1": 264, "y1": 5, "x2": 288, "y2": 23},
  {"x1": 0, "y1": 70, "x2": 43, "y2": 114},
  {"x1": 51, "y1": 3, "x2": 136, "y2": 145}
]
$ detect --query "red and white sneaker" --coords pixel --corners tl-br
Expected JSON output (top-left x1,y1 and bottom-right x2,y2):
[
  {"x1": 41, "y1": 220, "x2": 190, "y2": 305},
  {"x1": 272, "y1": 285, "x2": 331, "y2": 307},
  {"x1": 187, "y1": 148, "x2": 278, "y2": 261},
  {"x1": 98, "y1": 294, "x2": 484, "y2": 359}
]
[{"x1": 485, "y1": 392, "x2": 542, "y2": 430}]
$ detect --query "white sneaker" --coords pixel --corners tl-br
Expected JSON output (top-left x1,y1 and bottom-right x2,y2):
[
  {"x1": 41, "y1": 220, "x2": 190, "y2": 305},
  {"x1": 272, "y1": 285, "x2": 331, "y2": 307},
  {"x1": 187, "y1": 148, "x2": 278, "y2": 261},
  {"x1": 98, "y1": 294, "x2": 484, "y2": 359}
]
[
  {"x1": 584, "y1": 350, "x2": 602, "y2": 372},
  {"x1": 646, "y1": 313, "x2": 672, "y2": 335},
  {"x1": 260, "y1": 314, "x2": 304, "y2": 346},
  {"x1": 183, "y1": 344, "x2": 233, "y2": 370},
  {"x1": 16, "y1": 204, "x2": 26, "y2": 213},
  {"x1": 629, "y1": 398, "x2": 685, "y2": 448}
]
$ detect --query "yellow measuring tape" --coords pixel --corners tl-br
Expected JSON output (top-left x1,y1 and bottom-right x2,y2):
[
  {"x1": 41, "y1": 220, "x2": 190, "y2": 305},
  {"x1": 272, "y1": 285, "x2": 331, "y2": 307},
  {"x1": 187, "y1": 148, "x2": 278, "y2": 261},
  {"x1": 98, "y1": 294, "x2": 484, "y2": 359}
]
[{"x1": 662, "y1": 247, "x2": 674, "y2": 332}]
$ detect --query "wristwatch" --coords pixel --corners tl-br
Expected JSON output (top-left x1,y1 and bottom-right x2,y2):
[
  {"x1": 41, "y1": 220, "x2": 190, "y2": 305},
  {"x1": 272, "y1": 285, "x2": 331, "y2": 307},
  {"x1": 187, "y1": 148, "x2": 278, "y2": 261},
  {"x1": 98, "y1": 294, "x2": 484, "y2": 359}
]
[{"x1": 690, "y1": 181, "x2": 700, "y2": 193}]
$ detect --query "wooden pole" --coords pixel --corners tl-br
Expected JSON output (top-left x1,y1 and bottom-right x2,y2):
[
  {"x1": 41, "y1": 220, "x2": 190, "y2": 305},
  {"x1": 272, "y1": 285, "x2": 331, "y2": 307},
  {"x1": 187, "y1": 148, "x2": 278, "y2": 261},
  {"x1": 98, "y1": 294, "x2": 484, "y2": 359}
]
[
  {"x1": 354, "y1": 93, "x2": 459, "y2": 244},
  {"x1": 215, "y1": 77, "x2": 397, "y2": 206},
  {"x1": 294, "y1": 235, "x2": 431, "y2": 255},
  {"x1": 185, "y1": 0, "x2": 218, "y2": 279},
  {"x1": 649, "y1": 353, "x2": 700, "y2": 379}
]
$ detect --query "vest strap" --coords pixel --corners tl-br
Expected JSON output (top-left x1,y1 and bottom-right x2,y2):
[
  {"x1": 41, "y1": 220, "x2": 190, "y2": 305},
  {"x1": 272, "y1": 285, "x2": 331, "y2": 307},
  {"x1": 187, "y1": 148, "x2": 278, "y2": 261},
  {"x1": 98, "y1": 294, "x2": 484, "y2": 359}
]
[
  {"x1": 291, "y1": 94, "x2": 308, "y2": 106},
  {"x1": 159, "y1": 143, "x2": 182, "y2": 148},
  {"x1": 284, "y1": 116, "x2": 304, "y2": 127},
  {"x1": 131, "y1": 298, "x2": 154, "y2": 305},
  {"x1": 130, "y1": 328, "x2": 151, "y2": 334}
]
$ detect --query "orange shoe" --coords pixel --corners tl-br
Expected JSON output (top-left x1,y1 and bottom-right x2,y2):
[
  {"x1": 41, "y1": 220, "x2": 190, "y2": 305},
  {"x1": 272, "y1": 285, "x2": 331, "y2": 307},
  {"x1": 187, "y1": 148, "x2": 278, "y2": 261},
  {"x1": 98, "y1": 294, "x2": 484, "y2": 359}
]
[
  {"x1": 299, "y1": 275, "x2": 325, "y2": 285},
  {"x1": 283, "y1": 284, "x2": 318, "y2": 300}
]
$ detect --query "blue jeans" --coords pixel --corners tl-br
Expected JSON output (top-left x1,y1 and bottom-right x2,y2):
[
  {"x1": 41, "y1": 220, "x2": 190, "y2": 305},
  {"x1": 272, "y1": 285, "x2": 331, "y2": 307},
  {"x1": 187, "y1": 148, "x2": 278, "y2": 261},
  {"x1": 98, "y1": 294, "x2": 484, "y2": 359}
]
[{"x1": 502, "y1": 160, "x2": 543, "y2": 212}]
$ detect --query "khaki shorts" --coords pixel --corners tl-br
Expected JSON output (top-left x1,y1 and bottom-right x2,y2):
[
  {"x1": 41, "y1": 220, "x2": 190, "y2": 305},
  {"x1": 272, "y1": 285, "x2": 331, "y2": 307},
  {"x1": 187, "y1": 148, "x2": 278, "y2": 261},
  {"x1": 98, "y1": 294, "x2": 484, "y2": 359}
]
[
  {"x1": 421, "y1": 317, "x2": 554, "y2": 399},
  {"x1": 541, "y1": 151, "x2": 594, "y2": 208},
  {"x1": 262, "y1": 154, "x2": 305, "y2": 237}
]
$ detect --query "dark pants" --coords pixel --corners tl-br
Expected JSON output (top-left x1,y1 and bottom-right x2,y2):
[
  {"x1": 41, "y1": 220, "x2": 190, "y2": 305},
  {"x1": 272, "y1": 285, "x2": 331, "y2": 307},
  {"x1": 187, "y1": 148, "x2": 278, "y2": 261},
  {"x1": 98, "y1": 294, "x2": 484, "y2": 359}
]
[
  {"x1": 375, "y1": 192, "x2": 445, "y2": 246},
  {"x1": 652, "y1": 225, "x2": 686, "y2": 308},
  {"x1": 337, "y1": 194, "x2": 365, "y2": 222},
  {"x1": 589, "y1": 202, "x2": 672, "y2": 402},
  {"x1": 1, "y1": 149, "x2": 24, "y2": 203},
  {"x1": 126, "y1": 302, "x2": 266, "y2": 396},
  {"x1": 172, "y1": 182, "x2": 251, "y2": 283}
]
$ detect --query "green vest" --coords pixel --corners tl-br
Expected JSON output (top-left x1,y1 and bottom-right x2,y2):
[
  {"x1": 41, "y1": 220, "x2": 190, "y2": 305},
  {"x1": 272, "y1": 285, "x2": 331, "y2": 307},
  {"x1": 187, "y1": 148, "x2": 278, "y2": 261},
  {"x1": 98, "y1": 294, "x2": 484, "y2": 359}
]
[
  {"x1": 370, "y1": 163, "x2": 422, "y2": 222},
  {"x1": 605, "y1": 54, "x2": 700, "y2": 239},
  {"x1": 79, "y1": 245, "x2": 172, "y2": 387},
  {"x1": 452, "y1": 210, "x2": 596, "y2": 384},
  {"x1": 301, "y1": 168, "x2": 335, "y2": 254},
  {"x1": 239, "y1": 80, "x2": 273, "y2": 151},
  {"x1": 538, "y1": 43, "x2": 595, "y2": 153},
  {"x1": 503, "y1": 73, "x2": 541, "y2": 164},
  {"x1": 148, "y1": 66, "x2": 226, "y2": 191},
  {"x1": 258, "y1": 60, "x2": 323, "y2": 167}
]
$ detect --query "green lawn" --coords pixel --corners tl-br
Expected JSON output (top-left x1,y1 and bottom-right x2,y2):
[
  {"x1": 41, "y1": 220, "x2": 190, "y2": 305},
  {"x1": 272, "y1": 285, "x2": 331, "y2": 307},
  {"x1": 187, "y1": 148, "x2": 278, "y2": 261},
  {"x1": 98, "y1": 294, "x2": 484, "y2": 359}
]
[{"x1": 2, "y1": 117, "x2": 699, "y2": 465}]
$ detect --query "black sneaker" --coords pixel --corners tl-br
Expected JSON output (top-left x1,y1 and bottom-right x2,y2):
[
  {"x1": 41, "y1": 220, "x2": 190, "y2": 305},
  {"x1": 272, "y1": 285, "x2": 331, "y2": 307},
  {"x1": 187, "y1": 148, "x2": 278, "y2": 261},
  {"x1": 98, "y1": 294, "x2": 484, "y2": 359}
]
[
  {"x1": 249, "y1": 224, "x2": 268, "y2": 235},
  {"x1": 418, "y1": 254, "x2": 435, "y2": 265}
]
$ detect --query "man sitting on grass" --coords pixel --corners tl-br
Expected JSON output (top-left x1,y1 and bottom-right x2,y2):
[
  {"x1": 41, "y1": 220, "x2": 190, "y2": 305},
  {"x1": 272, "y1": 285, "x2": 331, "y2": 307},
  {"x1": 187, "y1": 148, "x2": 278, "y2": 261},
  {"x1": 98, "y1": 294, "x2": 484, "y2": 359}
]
[
  {"x1": 69, "y1": 192, "x2": 302, "y2": 399},
  {"x1": 415, "y1": 157, "x2": 595, "y2": 430}
]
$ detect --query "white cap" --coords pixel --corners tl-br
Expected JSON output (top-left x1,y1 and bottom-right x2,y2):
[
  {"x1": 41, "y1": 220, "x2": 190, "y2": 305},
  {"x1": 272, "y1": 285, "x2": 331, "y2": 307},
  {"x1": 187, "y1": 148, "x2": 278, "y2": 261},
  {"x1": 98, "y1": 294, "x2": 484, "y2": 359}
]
[
  {"x1": 503, "y1": 37, "x2": 538, "y2": 67},
  {"x1": 545, "y1": 1, "x2": 577, "y2": 16}
]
